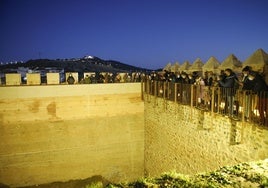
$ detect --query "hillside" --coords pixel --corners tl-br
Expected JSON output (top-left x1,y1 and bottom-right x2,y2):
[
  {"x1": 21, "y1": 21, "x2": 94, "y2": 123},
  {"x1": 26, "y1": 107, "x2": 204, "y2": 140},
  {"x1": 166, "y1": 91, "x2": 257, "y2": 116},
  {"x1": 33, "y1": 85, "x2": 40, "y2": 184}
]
[{"x1": 0, "y1": 56, "x2": 151, "y2": 73}]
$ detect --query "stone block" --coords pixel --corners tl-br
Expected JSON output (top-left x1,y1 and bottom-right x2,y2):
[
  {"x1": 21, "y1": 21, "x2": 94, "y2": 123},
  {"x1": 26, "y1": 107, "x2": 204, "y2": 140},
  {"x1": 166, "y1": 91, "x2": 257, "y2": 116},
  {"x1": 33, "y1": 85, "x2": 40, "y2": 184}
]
[
  {"x1": 47, "y1": 73, "x2": 59, "y2": 85},
  {"x1": 5, "y1": 73, "x2": 21, "y2": 85},
  {"x1": 27, "y1": 73, "x2": 41, "y2": 85}
]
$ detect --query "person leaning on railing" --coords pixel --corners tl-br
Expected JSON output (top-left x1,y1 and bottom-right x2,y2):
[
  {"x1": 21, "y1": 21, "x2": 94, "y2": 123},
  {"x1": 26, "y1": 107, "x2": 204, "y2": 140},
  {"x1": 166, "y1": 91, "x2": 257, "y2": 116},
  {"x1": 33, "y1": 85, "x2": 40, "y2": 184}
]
[
  {"x1": 241, "y1": 66, "x2": 254, "y2": 120},
  {"x1": 248, "y1": 71, "x2": 268, "y2": 126},
  {"x1": 217, "y1": 69, "x2": 238, "y2": 117},
  {"x1": 241, "y1": 66, "x2": 254, "y2": 90}
]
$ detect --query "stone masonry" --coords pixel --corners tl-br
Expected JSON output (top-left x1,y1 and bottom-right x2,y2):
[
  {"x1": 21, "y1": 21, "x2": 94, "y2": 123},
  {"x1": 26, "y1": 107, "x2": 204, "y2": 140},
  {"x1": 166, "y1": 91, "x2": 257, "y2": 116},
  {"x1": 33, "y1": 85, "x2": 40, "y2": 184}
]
[{"x1": 144, "y1": 95, "x2": 268, "y2": 177}]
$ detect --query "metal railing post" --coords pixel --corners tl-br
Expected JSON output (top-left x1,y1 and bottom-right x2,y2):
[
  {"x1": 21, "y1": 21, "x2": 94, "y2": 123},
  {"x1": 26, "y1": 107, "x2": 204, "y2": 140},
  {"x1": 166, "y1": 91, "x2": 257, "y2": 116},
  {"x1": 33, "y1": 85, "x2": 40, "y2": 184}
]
[
  {"x1": 141, "y1": 79, "x2": 144, "y2": 100},
  {"x1": 174, "y1": 83, "x2": 177, "y2": 103},
  {"x1": 163, "y1": 82, "x2": 166, "y2": 99},
  {"x1": 190, "y1": 84, "x2": 194, "y2": 108},
  {"x1": 211, "y1": 87, "x2": 215, "y2": 114},
  {"x1": 167, "y1": 82, "x2": 170, "y2": 100},
  {"x1": 242, "y1": 90, "x2": 246, "y2": 122},
  {"x1": 217, "y1": 87, "x2": 221, "y2": 113},
  {"x1": 154, "y1": 81, "x2": 157, "y2": 97}
]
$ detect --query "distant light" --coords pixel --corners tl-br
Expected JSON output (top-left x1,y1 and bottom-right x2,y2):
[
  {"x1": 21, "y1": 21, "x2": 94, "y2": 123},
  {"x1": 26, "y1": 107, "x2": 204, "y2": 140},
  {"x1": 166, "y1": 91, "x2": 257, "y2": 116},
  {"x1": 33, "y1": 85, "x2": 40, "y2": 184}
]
[{"x1": 84, "y1": 55, "x2": 94, "y2": 59}]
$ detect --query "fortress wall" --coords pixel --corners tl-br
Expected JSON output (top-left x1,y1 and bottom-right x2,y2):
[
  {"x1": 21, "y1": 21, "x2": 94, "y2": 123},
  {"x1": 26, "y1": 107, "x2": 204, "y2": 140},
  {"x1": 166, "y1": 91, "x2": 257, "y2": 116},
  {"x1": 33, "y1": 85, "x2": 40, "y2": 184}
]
[
  {"x1": 2, "y1": 83, "x2": 267, "y2": 187},
  {"x1": 144, "y1": 95, "x2": 268, "y2": 177},
  {"x1": 0, "y1": 83, "x2": 144, "y2": 187}
]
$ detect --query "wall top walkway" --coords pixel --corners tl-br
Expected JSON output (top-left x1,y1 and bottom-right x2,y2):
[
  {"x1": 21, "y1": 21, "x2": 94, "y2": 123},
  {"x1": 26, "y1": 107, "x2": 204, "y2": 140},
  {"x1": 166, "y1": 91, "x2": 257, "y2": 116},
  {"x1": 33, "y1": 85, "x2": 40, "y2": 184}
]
[{"x1": 0, "y1": 83, "x2": 142, "y2": 99}]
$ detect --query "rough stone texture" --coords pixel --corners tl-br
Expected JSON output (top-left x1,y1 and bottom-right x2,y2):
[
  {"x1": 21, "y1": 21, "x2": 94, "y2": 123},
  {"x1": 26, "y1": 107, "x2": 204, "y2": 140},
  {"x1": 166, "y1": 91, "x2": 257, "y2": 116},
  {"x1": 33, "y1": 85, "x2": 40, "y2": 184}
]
[
  {"x1": 1, "y1": 84, "x2": 267, "y2": 187},
  {"x1": 0, "y1": 83, "x2": 144, "y2": 187},
  {"x1": 144, "y1": 95, "x2": 268, "y2": 177}
]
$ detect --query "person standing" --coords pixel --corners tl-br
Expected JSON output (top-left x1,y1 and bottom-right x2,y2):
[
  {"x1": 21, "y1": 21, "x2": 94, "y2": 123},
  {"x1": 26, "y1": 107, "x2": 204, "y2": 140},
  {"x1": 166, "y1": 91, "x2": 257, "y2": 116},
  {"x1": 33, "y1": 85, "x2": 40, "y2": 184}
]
[
  {"x1": 67, "y1": 73, "x2": 75, "y2": 84},
  {"x1": 248, "y1": 71, "x2": 268, "y2": 126},
  {"x1": 241, "y1": 66, "x2": 254, "y2": 119},
  {"x1": 83, "y1": 74, "x2": 91, "y2": 84},
  {"x1": 218, "y1": 69, "x2": 238, "y2": 117}
]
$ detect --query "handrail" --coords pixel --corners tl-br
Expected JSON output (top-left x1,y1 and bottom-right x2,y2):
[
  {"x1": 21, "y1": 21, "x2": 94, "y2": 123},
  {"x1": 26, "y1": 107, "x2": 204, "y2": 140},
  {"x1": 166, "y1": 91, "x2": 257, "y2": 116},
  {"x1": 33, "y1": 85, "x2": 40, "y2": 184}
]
[{"x1": 142, "y1": 79, "x2": 268, "y2": 127}]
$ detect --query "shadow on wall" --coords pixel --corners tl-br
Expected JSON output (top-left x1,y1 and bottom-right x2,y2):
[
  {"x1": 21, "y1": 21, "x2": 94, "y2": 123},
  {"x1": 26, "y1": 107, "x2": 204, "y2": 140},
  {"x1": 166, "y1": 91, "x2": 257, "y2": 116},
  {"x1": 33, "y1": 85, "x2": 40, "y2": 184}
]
[{"x1": 16, "y1": 175, "x2": 109, "y2": 188}]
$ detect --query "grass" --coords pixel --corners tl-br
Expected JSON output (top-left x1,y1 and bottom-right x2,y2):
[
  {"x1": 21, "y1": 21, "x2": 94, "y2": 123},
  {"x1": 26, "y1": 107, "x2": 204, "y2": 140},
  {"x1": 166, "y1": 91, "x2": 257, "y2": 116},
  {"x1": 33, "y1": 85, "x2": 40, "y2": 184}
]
[
  {"x1": 85, "y1": 159, "x2": 268, "y2": 188},
  {"x1": 18, "y1": 159, "x2": 268, "y2": 188}
]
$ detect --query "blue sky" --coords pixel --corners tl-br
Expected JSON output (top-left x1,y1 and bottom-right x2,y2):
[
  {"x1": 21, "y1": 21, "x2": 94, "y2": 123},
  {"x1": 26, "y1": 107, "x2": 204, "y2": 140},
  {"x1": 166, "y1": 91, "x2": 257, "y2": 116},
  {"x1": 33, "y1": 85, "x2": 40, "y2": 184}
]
[{"x1": 1, "y1": 0, "x2": 268, "y2": 69}]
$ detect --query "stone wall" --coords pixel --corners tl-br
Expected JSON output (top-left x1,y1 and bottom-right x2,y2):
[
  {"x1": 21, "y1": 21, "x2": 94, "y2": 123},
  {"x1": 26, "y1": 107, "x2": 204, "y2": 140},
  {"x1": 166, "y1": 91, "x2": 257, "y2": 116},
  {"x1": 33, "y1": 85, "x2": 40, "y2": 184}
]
[
  {"x1": 144, "y1": 95, "x2": 268, "y2": 177},
  {"x1": 0, "y1": 83, "x2": 144, "y2": 187},
  {"x1": 1, "y1": 83, "x2": 268, "y2": 187}
]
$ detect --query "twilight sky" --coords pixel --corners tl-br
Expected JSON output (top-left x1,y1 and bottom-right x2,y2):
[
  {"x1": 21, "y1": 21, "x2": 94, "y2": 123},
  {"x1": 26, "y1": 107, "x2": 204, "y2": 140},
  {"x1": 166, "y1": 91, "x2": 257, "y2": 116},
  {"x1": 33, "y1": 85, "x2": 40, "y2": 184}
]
[{"x1": 1, "y1": 0, "x2": 268, "y2": 69}]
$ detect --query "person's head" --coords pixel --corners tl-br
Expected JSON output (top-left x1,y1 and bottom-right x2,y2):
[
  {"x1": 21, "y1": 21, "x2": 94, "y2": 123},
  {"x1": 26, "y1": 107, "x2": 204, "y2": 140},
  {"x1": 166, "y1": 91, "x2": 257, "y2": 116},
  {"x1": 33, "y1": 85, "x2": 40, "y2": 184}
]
[
  {"x1": 181, "y1": 72, "x2": 187, "y2": 78},
  {"x1": 224, "y1": 69, "x2": 233, "y2": 76},
  {"x1": 242, "y1": 66, "x2": 251, "y2": 76},
  {"x1": 208, "y1": 71, "x2": 213, "y2": 76},
  {"x1": 248, "y1": 72, "x2": 257, "y2": 81}
]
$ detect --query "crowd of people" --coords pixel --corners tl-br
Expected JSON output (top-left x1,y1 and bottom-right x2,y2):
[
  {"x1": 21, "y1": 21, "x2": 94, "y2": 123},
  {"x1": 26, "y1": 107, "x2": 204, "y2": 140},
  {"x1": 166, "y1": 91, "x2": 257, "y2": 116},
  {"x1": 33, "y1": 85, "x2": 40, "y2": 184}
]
[
  {"x1": 144, "y1": 66, "x2": 268, "y2": 126},
  {"x1": 64, "y1": 67, "x2": 268, "y2": 126},
  {"x1": 66, "y1": 72, "x2": 144, "y2": 84}
]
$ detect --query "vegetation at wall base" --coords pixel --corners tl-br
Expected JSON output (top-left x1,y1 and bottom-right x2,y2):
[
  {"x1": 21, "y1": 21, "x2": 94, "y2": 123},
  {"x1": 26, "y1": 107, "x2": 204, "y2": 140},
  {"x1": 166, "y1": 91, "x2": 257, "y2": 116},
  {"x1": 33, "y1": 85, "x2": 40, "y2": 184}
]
[
  {"x1": 12, "y1": 159, "x2": 268, "y2": 188},
  {"x1": 103, "y1": 159, "x2": 268, "y2": 188}
]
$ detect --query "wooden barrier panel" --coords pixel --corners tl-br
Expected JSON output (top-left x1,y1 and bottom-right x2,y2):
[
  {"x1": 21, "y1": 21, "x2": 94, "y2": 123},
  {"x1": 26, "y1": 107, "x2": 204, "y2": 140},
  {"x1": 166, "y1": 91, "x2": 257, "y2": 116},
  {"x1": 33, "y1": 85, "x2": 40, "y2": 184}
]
[
  {"x1": 47, "y1": 73, "x2": 60, "y2": 85},
  {"x1": 27, "y1": 73, "x2": 41, "y2": 85},
  {"x1": 5, "y1": 73, "x2": 21, "y2": 86}
]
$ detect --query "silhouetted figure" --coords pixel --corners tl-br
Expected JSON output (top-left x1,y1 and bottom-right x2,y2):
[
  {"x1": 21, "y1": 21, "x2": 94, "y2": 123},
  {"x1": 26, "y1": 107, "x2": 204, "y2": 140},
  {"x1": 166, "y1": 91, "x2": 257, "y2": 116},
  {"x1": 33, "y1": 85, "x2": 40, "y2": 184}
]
[
  {"x1": 218, "y1": 69, "x2": 238, "y2": 116},
  {"x1": 67, "y1": 73, "x2": 75, "y2": 84},
  {"x1": 248, "y1": 71, "x2": 268, "y2": 126},
  {"x1": 84, "y1": 74, "x2": 90, "y2": 84},
  {"x1": 241, "y1": 66, "x2": 254, "y2": 119}
]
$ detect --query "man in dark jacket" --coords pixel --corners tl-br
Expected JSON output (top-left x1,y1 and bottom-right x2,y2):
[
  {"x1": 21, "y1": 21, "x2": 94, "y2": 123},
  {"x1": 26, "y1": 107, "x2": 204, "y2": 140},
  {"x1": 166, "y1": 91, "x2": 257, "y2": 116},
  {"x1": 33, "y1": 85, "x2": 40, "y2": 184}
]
[
  {"x1": 241, "y1": 66, "x2": 254, "y2": 90},
  {"x1": 218, "y1": 68, "x2": 238, "y2": 88},
  {"x1": 248, "y1": 71, "x2": 268, "y2": 93},
  {"x1": 241, "y1": 66, "x2": 254, "y2": 119},
  {"x1": 218, "y1": 69, "x2": 238, "y2": 116},
  {"x1": 248, "y1": 71, "x2": 268, "y2": 126}
]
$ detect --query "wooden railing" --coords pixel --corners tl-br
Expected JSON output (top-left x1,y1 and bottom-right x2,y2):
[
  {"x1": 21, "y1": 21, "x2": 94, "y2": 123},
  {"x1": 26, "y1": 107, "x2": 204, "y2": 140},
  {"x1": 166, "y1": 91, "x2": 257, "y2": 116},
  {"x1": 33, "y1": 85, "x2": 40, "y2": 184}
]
[{"x1": 142, "y1": 79, "x2": 268, "y2": 126}]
